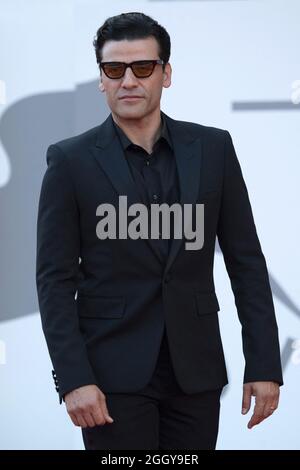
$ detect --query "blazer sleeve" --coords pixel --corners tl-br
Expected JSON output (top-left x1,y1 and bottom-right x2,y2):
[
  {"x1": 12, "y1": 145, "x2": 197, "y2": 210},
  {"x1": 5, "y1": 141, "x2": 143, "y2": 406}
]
[
  {"x1": 217, "y1": 131, "x2": 283, "y2": 386},
  {"x1": 36, "y1": 144, "x2": 97, "y2": 402}
]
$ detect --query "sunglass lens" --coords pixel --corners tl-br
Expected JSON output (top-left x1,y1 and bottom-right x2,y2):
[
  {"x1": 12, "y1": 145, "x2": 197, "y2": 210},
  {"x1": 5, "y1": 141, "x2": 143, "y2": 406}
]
[
  {"x1": 132, "y1": 61, "x2": 154, "y2": 78},
  {"x1": 103, "y1": 64, "x2": 124, "y2": 78}
]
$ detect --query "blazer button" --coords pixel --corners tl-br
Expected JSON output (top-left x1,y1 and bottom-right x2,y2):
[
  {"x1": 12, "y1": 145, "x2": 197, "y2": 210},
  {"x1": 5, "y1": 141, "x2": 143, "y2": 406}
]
[{"x1": 164, "y1": 273, "x2": 172, "y2": 284}]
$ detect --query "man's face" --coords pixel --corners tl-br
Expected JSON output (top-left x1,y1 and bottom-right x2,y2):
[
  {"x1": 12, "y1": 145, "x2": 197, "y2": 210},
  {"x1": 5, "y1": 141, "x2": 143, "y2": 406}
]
[{"x1": 99, "y1": 37, "x2": 172, "y2": 120}]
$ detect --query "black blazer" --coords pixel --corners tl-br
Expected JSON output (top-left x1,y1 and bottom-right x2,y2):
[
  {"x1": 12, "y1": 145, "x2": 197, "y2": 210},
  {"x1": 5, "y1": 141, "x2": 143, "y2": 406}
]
[{"x1": 36, "y1": 111, "x2": 283, "y2": 403}]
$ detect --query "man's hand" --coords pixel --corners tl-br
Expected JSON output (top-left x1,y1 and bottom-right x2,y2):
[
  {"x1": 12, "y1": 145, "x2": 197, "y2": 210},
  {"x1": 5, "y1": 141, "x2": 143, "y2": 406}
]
[
  {"x1": 64, "y1": 384, "x2": 114, "y2": 428},
  {"x1": 241, "y1": 381, "x2": 279, "y2": 429}
]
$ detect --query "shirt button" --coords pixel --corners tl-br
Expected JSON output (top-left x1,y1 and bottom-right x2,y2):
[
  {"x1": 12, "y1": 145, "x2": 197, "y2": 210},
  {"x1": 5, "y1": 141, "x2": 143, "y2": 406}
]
[
  {"x1": 153, "y1": 194, "x2": 158, "y2": 201},
  {"x1": 146, "y1": 160, "x2": 150, "y2": 166}
]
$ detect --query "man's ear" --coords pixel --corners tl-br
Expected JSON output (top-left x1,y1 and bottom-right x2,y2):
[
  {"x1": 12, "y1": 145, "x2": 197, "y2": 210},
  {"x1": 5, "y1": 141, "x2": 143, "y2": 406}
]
[
  {"x1": 162, "y1": 63, "x2": 172, "y2": 89},
  {"x1": 99, "y1": 80, "x2": 105, "y2": 92}
]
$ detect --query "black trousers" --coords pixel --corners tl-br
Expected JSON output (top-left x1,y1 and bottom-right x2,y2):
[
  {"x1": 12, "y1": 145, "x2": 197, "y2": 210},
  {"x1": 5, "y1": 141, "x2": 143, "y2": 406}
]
[{"x1": 82, "y1": 329, "x2": 222, "y2": 450}]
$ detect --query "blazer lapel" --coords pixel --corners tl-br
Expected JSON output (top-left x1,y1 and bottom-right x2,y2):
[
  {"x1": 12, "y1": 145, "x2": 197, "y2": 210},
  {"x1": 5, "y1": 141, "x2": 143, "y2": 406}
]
[
  {"x1": 92, "y1": 114, "x2": 141, "y2": 208},
  {"x1": 162, "y1": 112, "x2": 203, "y2": 275}
]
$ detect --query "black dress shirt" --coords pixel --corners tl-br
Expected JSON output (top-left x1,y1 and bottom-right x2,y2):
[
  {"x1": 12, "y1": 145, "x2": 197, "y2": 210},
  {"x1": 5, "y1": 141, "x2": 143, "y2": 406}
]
[{"x1": 112, "y1": 112, "x2": 180, "y2": 260}]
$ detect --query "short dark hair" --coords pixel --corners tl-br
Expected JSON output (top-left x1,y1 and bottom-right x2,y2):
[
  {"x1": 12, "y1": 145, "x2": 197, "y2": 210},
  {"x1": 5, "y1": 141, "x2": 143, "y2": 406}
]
[{"x1": 93, "y1": 12, "x2": 171, "y2": 70}]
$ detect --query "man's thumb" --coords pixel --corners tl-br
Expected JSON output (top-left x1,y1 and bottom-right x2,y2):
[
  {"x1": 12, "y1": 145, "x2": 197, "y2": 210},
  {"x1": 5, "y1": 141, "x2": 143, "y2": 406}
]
[
  {"x1": 102, "y1": 400, "x2": 114, "y2": 422},
  {"x1": 242, "y1": 385, "x2": 252, "y2": 414}
]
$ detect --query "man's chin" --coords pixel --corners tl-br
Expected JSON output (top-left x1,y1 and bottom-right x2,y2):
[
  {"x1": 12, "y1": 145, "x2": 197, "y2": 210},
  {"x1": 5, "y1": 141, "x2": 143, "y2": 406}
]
[{"x1": 115, "y1": 108, "x2": 146, "y2": 120}]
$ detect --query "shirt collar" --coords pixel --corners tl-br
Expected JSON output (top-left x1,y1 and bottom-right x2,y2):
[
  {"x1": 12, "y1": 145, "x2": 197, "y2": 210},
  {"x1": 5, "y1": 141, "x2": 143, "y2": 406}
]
[{"x1": 112, "y1": 112, "x2": 173, "y2": 152}]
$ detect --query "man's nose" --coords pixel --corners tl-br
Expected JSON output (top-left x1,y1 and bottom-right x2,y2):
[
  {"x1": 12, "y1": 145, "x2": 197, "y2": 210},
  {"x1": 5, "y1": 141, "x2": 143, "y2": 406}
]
[{"x1": 121, "y1": 67, "x2": 138, "y2": 87}]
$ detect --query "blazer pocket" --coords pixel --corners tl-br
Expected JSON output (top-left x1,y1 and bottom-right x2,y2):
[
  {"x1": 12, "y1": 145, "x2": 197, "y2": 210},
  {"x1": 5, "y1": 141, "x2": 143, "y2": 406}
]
[
  {"x1": 77, "y1": 295, "x2": 126, "y2": 319},
  {"x1": 194, "y1": 292, "x2": 220, "y2": 317}
]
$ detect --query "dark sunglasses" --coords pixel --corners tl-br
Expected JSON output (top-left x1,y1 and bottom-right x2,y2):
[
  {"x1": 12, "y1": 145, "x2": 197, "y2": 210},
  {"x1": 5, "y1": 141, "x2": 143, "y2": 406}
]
[{"x1": 100, "y1": 59, "x2": 165, "y2": 79}]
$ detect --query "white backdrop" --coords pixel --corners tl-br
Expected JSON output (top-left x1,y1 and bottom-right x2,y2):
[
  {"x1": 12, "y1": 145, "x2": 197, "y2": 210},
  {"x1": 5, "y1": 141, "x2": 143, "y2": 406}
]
[{"x1": 0, "y1": 0, "x2": 299, "y2": 449}]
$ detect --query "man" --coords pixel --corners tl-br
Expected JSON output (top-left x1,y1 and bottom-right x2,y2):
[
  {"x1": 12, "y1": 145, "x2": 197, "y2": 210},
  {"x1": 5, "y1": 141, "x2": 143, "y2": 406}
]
[{"x1": 36, "y1": 12, "x2": 283, "y2": 450}]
